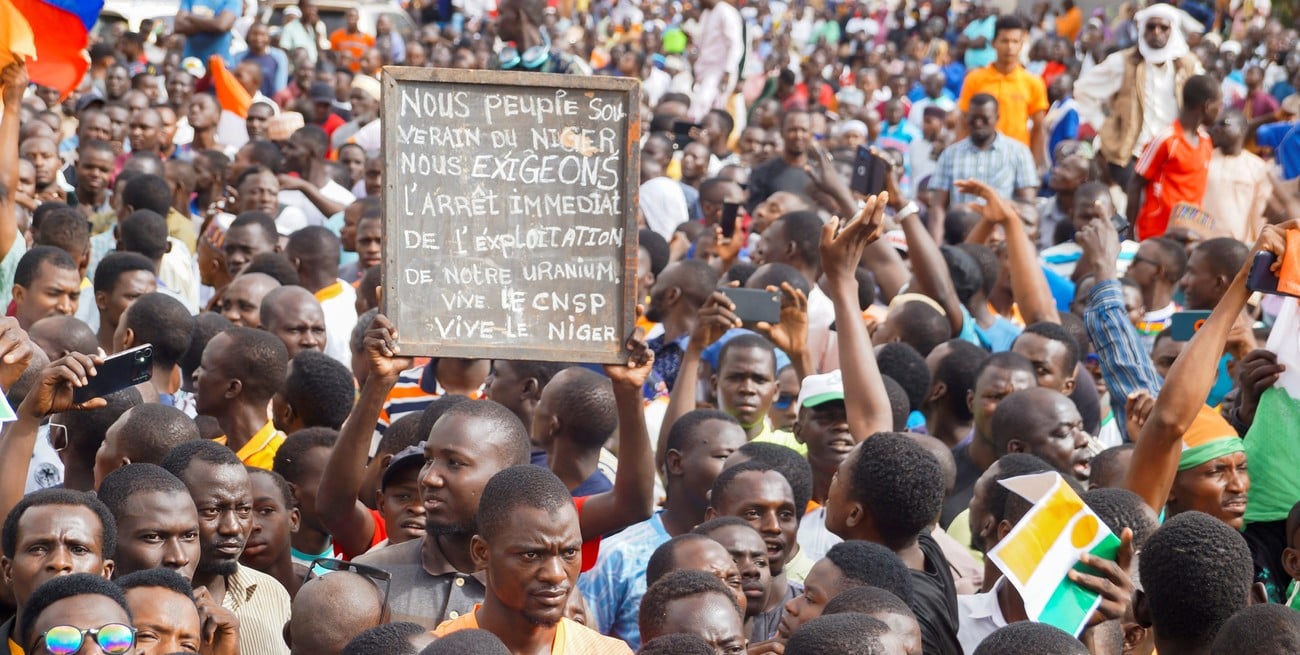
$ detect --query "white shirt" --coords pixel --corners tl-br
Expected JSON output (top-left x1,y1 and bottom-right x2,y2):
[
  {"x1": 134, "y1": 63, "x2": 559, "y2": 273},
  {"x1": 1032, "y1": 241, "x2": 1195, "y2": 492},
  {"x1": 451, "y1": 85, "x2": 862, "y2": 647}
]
[
  {"x1": 1074, "y1": 51, "x2": 1204, "y2": 156},
  {"x1": 160, "y1": 237, "x2": 201, "y2": 314},
  {"x1": 957, "y1": 580, "x2": 1009, "y2": 654},
  {"x1": 797, "y1": 505, "x2": 841, "y2": 563},
  {"x1": 317, "y1": 279, "x2": 358, "y2": 368},
  {"x1": 279, "y1": 180, "x2": 356, "y2": 228},
  {"x1": 807, "y1": 285, "x2": 839, "y2": 373}
]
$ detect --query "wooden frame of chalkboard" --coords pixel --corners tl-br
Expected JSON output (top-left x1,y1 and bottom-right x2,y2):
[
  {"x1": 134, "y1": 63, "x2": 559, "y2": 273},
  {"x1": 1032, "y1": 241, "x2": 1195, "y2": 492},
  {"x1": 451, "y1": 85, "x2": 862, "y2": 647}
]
[{"x1": 380, "y1": 67, "x2": 641, "y2": 364}]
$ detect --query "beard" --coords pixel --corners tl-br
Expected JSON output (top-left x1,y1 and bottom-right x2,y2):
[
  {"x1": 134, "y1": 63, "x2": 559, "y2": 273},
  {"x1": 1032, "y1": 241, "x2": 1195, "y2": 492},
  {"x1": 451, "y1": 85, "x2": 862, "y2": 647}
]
[
  {"x1": 426, "y1": 518, "x2": 477, "y2": 539},
  {"x1": 643, "y1": 296, "x2": 666, "y2": 323},
  {"x1": 523, "y1": 609, "x2": 563, "y2": 628},
  {"x1": 196, "y1": 558, "x2": 240, "y2": 578}
]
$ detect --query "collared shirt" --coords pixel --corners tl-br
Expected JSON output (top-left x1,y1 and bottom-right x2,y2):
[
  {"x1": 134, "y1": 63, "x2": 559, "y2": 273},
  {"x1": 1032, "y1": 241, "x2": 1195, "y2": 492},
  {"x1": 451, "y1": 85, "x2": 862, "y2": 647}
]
[
  {"x1": 929, "y1": 135, "x2": 1038, "y2": 206},
  {"x1": 1084, "y1": 279, "x2": 1162, "y2": 439},
  {"x1": 214, "y1": 421, "x2": 286, "y2": 470},
  {"x1": 434, "y1": 606, "x2": 633, "y2": 654},
  {"x1": 315, "y1": 279, "x2": 358, "y2": 368},
  {"x1": 958, "y1": 65, "x2": 1048, "y2": 147},
  {"x1": 957, "y1": 579, "x2": 1008, "y2": 654},
  {"x1": 221, "y1": 565, "x2": 292, "y2": 655},
  {"x1": 353, "y1": 537, "x2": 485, "y2": 630},
  {"x1": 577, "y1": 512, "x2": 671, "y2": 650},
  {"x1": 1133, "y1": 120, "x2": 1213, "y2": 240}
]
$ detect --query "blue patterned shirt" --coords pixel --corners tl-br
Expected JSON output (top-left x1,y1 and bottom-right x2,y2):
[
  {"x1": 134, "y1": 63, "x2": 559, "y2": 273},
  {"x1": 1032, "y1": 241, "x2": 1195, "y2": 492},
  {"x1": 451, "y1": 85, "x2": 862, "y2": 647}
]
[
  {"x1": 647, "y1": 333, "x2": 689, "y2": 392},
  {"x1": 577, "y1": 512, "x2": 671, "y2": 650},
  {"x1": 1084, "y1": 279, "x2": 1163, "y2": 439},
  {"x1": 928, "y1": 134, "x2": 1038, "y2": 206}
]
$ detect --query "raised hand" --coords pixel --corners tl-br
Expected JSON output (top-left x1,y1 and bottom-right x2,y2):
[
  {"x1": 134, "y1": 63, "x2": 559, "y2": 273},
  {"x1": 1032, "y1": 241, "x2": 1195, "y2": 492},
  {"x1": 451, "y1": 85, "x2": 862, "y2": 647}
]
[
  {"x1": 1235, "y1": 349, "x2": 1283, "y2": 428},
  {"x1": 820, "y1": 192, "x2": 887, "y2": 291},
  {"x1": 1124, "y1": 390, "x2": 1156, "y2": 442},
  {"x1": 606, "y1": 308, "x2": 656, "y2": 390},
  {"x1": 1075, "y1": 217, "x2": 1120, "y2": 281},
  {"x1": 193, "y1": 586, "x2": 241, "y2": 655},
  {"x1": 1070, "y1": 528, "x2": 1135, "y2": 627},
  {"x1": 757, "y1": 281, "x2": 808, "y2": 357},
  {"x1": 18, "y1": 353, "x2": 107, "y2": 418},
  {"x1": 1, "y1": 61, "x2": 29, "y2": 107},
  {"x1": 361, "y1": 313, "x2": 414, "y2": 382},
  {"x1": 0, "y1": 317, "x2": 33, "y2": 390},
  {"x1": 690, "y1": 291, "x2": 742, "y2": 351}
]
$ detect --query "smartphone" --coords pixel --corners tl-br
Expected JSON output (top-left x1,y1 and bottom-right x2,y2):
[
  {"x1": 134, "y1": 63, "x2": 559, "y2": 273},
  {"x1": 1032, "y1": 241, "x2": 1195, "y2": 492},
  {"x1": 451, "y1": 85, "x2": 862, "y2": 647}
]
[
  {"x1": 671, "y1": 120, "x2": 700, "y2": 150},
  {"x1": 721, "y1": 287, "x2": 782, "y2": 326},
  {"x1": 1169, "y1": 311, "x2": 1211, "y2": 342},
  {"x1": 72, "y1": 344, "x2": 154, "y2": 404},
  {"x1": 850, "y1": 145, "x2": 889, "y2": 196},
  {"x1": 1245, "y1": 251, "x2": 1296, "y2": 297},
  {"x1": 1110, "y1": 213, "x2": 1130, "y2": 237},
  {"x1": 720, "y1": 202, "x2": 740, "y2": 239}
]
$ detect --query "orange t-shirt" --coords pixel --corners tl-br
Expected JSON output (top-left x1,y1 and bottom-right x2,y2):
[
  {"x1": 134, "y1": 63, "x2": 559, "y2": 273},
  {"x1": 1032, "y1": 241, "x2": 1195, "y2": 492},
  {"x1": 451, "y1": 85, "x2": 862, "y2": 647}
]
[
  {"x1": 958, "y1": 64, "x2": 1049, "y2": 147},
  {"x1": 1133, "y1": 121, "x2": 1214, "y2": 240},
  {"x1": 434, "y1": 607, "x2": 634, "y2": 654},
  {"x1": 1057, "y1": 6, "x2": 1083, "y2": 41},
  {"x1": 329, "y1": 29, "x2": 375, "y2": 70}
]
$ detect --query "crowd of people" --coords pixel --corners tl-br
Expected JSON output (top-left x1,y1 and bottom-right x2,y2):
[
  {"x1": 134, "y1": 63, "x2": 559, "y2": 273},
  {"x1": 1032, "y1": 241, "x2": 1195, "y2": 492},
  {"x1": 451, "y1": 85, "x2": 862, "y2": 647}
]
[{"x1": 1, "y1": 0, "x2": 1300, "y2": 653}]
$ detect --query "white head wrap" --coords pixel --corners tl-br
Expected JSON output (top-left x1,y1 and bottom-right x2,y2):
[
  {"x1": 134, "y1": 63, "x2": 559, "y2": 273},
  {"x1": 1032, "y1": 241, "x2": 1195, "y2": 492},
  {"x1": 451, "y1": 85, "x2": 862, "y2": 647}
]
[{"x1": 1135, "y1": 3, "x2": 1189, "y2": 65}]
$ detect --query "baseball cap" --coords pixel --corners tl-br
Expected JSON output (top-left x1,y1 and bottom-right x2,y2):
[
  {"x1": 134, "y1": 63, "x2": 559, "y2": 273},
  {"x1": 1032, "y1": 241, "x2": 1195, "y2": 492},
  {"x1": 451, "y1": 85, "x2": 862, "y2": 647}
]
[
  {"x1": 798, "y1": 370, "x2": 845, "y2": 409},
  {"x1": 382, "y1": 444, "x2": 426, "y2": 489},
  {"x1": 309, "y1": 81, "x2": 334, "y2": 103}
]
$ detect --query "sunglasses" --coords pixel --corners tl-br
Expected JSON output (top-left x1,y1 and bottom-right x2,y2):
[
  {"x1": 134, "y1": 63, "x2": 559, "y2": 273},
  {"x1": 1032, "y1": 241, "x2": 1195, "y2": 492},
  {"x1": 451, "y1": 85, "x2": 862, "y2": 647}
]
[
  {"x1": 47, "y1": 422, "x2": 67, "y2": 452},
  {"x1": 37, "y1": 624, "x2": 135, "y2": 655},
  {"x1": 307, "y1": 558, "x2": 393, "y2": 619},
  {"x1": 772, "y1": 392, "x2": 797, "y2": 410}
]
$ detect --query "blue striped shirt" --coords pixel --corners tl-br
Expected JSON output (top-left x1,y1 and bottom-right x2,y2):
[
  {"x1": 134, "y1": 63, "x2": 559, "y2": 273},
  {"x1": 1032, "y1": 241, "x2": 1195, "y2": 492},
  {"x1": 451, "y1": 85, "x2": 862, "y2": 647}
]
[
  {"x1": 929, "y1": 134, "x2": 1039, "y2": 205},
  {"x1": 1084, "y1": 279, "x2": 1163, "y2": 439}
]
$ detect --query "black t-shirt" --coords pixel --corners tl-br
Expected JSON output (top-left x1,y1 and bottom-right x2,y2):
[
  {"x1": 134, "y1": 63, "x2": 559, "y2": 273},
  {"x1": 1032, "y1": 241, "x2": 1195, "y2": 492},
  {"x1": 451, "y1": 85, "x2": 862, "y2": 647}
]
[
  {"x1": 745, "y1": 157, "x2": 811, "y2": 211},
  {"x1": 1243, "y1": 520, "x2": 1289, "y2": 604},
  {"x1": 942, "y1": 442, "x2": 982, "y2": 529},
  {"x1": 909, "y1": 532, "x2": 962, "y2": 655}
]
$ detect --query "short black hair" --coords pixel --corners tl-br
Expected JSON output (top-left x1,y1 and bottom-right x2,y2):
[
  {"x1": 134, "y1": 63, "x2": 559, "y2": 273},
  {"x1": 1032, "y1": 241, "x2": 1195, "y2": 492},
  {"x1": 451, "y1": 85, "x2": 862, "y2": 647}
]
[
  {"x1": 20, "y1": 574, "x2": 132, "y2": 647},
  {"x1": 3, "y1": 489, "x2": 116, "y2": 560},
  {"x1": 974, "y1": 351, "x2": 1035, "y2": 387},
  {"x1": 665, "y1": 409, "x2": 739, "y2": 453},
  {"x1": 1089, "y1": 443, "x2": 1134, "y2": 489},
  {"x1": 746, "y1": 263, "x2": 811, "y2": 297},
  {"x1": 119, "y1": 210, "x2": 169, "y2": 261},
  {"x1": 881, "y1": 376, "x2": 911, "y2": 431},
  {"x1": 1083, "y1": 487, "x2": 1158, "y2": 549},
  {"x1": 14, "y1": 246, "x2": 78, "y2": 289},
  {"x1": 343, "y1": 621, "x2": 429, "y2": 655},
  {"x1": 716, "y1": 332, "x2": 777, "y2": 376},
  {"x1": 844, "y1": 433, "x2": 945, "y2": 548},
  {"x1": 972, "y1": 621, "x2": 1087, "y2": 655},
  {"x1": 56, "y1": 387, "x2": 142, "y2": 459},
  {"x1": 121, "y1": 174, "x2": 173, "y2": 216},
  {"x1": 691, "y1": 516, "x2": 754, "y2": 537},
  {"x1": 956, "y1": 243, "x2": 999, "y2": 296},
  {"x1": 285, "y1": 226, "x2": 341, "y2": 273},
  {"x1": 412, "y1": 394, "x2": 472, "y2": 448},
  {"x1": 823, "y1": 541, "x2": 915, "y2": 605},
  {"x1": 93, "y1": 252, "x2": 156, "y2": 294},
  {"x1": 941, "y1": 244, "x2": 983, "y2": 306},
  {"x1": 1183, "y1": 74, "x2": 1222, "y2": 108},
  {"x1": 351, "y1": 308, "x2": 379, "y2": 356},
  {"x1": 969, "y1": 93, "x2": 999, "y2": 113},
  {"x1": 987, "y1": 454, "x2": 1054, "y2": 529},
  {"x1": 934, "y1": 340, "x2": 989, "y2": 422},
  {"x1": 476, "y1": 465, "x2": 575, "y2": 542},
  {"x1": 638, "y1": 229, "x2": 670, "y2": 278},
  {"x1": 419, "y1": 628, "x2": 510, "y2": 655},
  {"x1": 877, "y1": 343, "x2": 930, "y2": 413},
  {"x1": 243, "y1": 253, "x2": 301, "y2": 286},
  {"x1": 160, "y1": 438, "x2": 244, "y2": 481},
  {"x1": 666, "y1": 259, "x2": 721, "y2": 308},
  {"x1": 108, "y1": 404, "x2": 201, "y2": 466},
  {"x1": 273, "y1": 427, "x2": 338, "y2": 486},
  {"x1": 283, "y1": 350, "x2": 356, "y2": 429},
  {"x1": 229, "y1": 211, "x2": 279, "y2": 243},
  {"x1": 114, "y1": 567, "x2": 193, "y2": 598},
  {"x1": 993, "y1": 14, "x2": 1027, "y2": 37},
  {"x1": 1146, "y1": 237, "x2": 1188, "y2": 283},
  {"x1": 241, "y1": 140, "x2": 283, "y2": 172},
  {"x1": 179, "y1": 312, "x2": 232, "y2": 382},
  {"x1": 217, "y1": 327, "x2": 290, "y2": 404},
  {"x1": 248, "y1": 467, "x2": 295, "y2": 508},
  {"x1": 121, "y1": 293, "x2": 195, "y2": 368},
  {"x1": 546, "y1": 368, "x2": 617, "y2": 451},
  {"x1": 639, "y1": 634, "x2": 716, "y2": 655},
  {"x1": 97, "y1": 463, "x2": 191, "y2": 524},
  {"x1": 1210, "y1": 604, "x2": 1300, "y2": 655},
  {"x1": 773, "y1": 211, "x2": 823, "y2": 271},
  {"x1": 646, "y1": 534, "x2": 718, "y2": 588},
  {"x1": 1140, "y1": 512, "x2": 1254, "y2": 645},
  {"x1": 822, "y1": 585, "x2": 915, "y2": 619},
  {"x1": 1018, "y1": 321, "x2": 1081, "y2": 374},
  {"x1": 787, "y1": 613, "x2": 893, "y2": 654},
  {"x1": 891, "y1": 301, "x2": 950, "y2": 357},
  {"x1": 34, "y1": 206, "x2": 90, "y2": 254},
  {"x1": 729, "y1": 442, "x2": 813, "y2": 519},
  {"x1": 639, "y1": 569, "x2": 741, "y2": 643},
  {"x1": 1193, "y1": 237, "x2": 1251, "y2": 281},
  {"x1": 435, "y1": 400, "x2": 532, "y2": 467}
]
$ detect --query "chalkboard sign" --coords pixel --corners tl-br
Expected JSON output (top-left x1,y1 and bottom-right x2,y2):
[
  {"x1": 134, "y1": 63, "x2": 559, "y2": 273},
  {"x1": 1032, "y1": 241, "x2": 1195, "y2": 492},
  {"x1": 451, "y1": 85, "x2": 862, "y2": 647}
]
[{"x1": 381, "y1": 68, "x2": 641, "y2": 364}]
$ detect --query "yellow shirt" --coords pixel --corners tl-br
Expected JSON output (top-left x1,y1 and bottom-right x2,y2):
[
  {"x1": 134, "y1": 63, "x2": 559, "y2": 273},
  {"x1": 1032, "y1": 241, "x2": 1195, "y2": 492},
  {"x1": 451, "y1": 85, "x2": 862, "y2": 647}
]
[
  {"x1": 434, "y1": 606, "x2": 633, "y2": 654},
  {"x1": 214, "y1": 421, "x2": 286, "y2": 470},
  {"x1": 958, "y1": 64, "x2": 1048, "y2": 147}
]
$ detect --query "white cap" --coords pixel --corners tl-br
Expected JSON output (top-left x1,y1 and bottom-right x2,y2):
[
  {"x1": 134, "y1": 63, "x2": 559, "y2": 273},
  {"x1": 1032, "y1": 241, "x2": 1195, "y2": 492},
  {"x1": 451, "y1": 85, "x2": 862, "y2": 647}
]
[{"x1": 798, "y1": 370, "x2": 845, "y2": 409}]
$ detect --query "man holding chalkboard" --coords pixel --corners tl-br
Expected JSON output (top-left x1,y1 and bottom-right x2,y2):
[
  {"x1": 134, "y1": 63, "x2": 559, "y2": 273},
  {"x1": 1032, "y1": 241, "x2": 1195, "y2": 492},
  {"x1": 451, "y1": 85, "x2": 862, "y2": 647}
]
[{"x1": 492, "y1": 0, "x2": 591, "y2": 75}]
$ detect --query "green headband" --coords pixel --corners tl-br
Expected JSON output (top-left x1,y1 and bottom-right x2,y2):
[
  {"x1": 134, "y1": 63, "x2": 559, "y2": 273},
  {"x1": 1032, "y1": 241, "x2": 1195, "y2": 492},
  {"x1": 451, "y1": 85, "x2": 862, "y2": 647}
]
[{"x1": 1178, "y1": 438, "x2": 1246, "y2": 471}]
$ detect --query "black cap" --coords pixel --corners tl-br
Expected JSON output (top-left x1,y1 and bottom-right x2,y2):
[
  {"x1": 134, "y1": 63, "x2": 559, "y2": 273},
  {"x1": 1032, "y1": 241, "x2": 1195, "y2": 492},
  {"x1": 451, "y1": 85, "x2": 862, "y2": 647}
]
[
  {"x1": 309, "y1": 81, "x2": 334, "y2": 103},
  {"x1": 381, "y1": 444, "x2": 425, "y2": 489}
]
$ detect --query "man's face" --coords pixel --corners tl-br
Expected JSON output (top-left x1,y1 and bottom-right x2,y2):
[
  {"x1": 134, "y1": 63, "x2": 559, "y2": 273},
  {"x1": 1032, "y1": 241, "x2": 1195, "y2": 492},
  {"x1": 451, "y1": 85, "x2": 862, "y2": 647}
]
[
  {"x1": 345, "y1": 8, "x2": 360, "y2": 30},
  {"x1": 20, "y1": 138, "x2": 59, "y2": 187},
  {"x1": 236, "y1": 171, "x2": 281, "y2": 216},
  {"x1": 642, "y1": 265, "x2": 680, "y2": 324},
  {"x1": 781, "y1": 113, "x2": 812, "y2": 158},
  {"x1": 106, "y1": 66, "x2": 131, "y2": 98},
  {"x1": 420, "y1": 414, "x2": 517, "y2": 537},
  {"x1": 182, "y1": 462, "x2": 254, "y2": 578},
  {"x1": 16, "y1": 262, "x2": 82, "y2": 329},
  {"x1": 1128, "y1": 242, "x2": 1163, "y2": 289},
  {"x1": 1, "y1": 505, "x2": 111, "y2": 605},
  {"x1": 245, "y1": 104, "x2": 274, "y2": 141},
  {"x1": 107, "y1": 490, "x2": 201, "y2": 581},
  {"x1": 993, "y1": 28, "x2": 1024, "y2": 64},
  {"x1": 129, "y1": 111, "x2": 162, "y2": 152},
  {"x1": 280, "y1": 136, "x2": 310, "y2": 175},
  {"x1": 1015, "y1": 394, "x2": 1092, "y2": 481},
  {"x1": 17, "y1": 159, "x2": 36, "y2": 201},
  {"x1": 1169, "y1": 452, "x2": 1250, "y2": 530},
  {"x1": 76, "y1": 149, "x2": 115, "y2": 197},
  {"x1": 754, "y1": 223, "x2": 790, "y2": 268},
  {"x1": 671, "y1": 420, "x2": 748, "y2": 506},
  {"x1": 967, "y1": 462, "x2": 1003, "y2": 553},
  {"x1": 477, "y1": 503, "x2": 582, "y2": 628},
  {"x1": 167, "y1": 74, "x2": 194, "y2": 109},
  {"x1": 187, "y1": 96, "x2": 219, "y2": 130},
  {"x1": 967, "y1": 102, "x2": 998, "y2": 144},
  {"x1": 219, "y1": 274, "x2": 276, "y2": 328},
  {"x1": 103, "y1": 106, "x2": 130, "y2": 146},
  {"x1": 1143, "y1": 17, "x2": 1172, "y2": 50},
  {"x1": 1151, "y1": 336, "x2": 1185, "y2": 379},
  {"x1": 339, "y1": 147, "x2": 366, "y2": 185},
  {"x1": 240, "y1": 471, "x2": 296, "y2": 571},
  {"x1": 356, "y1": 218, "x2": 383, "y2": 270},
  {"x1": 193, "y1": 333, "x2": 234, "y2": 417},
  {"x1": 1070, "y1": 192, "x2": 1113, "y2": 232},
  {"x1": 364, "y1": 158, "x2": 382, "y2": 197},
  {"x1": 659, "y1": 594, "x2": 747, "y2": 655},
  {"x1": 712, "y1": 346, "x2": 778, "y2": 429},
  {"x1": 125, "y1": 586, "x2": 203, "y2": 655},
  {"x1": 777, "y1": 558, "x2": 845, "y2": 638},
  {"x1": 672, "y1": 539, "x2": 746, "y2": 615},
  {"x1": 100, "y1": 271, "x2": 156, "y2": 331},
  {"x1": 265, "y1": 298, "x2": 327, "y2": 357},
  {"x1": 26, "y1": 595, "x2": 132, "y2": 655},
  {"x1": 707, "y1": 525, "x2": 771, "y2": 619},
  {"x1": 1180, "y1": 250, "x2": 1223, "y2": 311},
  {"x1": 377, "y1": 467, "x2": 426, "y2": 545},
  {"x1": 247, "y1": 23, "x2": 270, "y2": 51},
  {"x1": 883, "y1": 100, "x2": 904, "y2": 125},
  {"x1": 768, "y1": 367, "x2": 800, "y2": 431},
  {"x1": 795, "y1": 401, "x2": 854, "y2": 479},
  {"x1": 970, "y1": 366, "x2": 1038, "y2": 443},
  {"x1": 711, "y1": 470, "x2": 798, "y2": 575},
  {"x1": 1012, "y1": 333, "x2": 1075, "y2": 394},
  {"x1": 223, "y1": 224, "x2": 277, "y2": 277},
  {"x1": 682, "y1": 142, "x2": 709, "y2": 181}
]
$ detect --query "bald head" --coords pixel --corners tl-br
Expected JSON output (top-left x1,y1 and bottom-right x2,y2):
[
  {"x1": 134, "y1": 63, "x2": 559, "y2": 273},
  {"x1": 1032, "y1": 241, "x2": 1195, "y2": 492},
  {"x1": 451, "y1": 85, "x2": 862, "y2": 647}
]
[
  {"x1": 29, "y1": 315, "x2": 99, "y2": 359},
  {"x1": 289, "y1": 571, "x2": 385, "y2": 655},
  {"x1": 221, "y1": 273, "x2": 281, "y2": 328},
  {"x1": 906, "y1": 432, "x2": 956, "y2": 496},
  {"x1": 992, "y1": 387, "x2": 1091, "y2": 480},
  {"x1": 260, "y1": 286, "x2": 327, "y2": 357}
]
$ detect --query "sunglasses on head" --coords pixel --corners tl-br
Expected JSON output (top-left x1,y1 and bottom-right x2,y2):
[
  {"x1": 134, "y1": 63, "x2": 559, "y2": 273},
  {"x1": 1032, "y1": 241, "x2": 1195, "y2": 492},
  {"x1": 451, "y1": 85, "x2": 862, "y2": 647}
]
[
  {"x1": 37, "y1": 624, "x2": 135, "y2": 655},
  {"x1": 306, "y1": 558, "x2": 393, "y2": 621}
]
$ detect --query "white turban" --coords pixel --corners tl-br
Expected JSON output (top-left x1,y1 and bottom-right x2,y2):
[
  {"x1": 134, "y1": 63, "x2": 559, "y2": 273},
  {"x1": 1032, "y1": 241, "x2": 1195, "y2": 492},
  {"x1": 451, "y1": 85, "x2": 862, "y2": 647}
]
[{"x1": 1136, "y1": 4, "x2": 1191, "y2": 65}]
